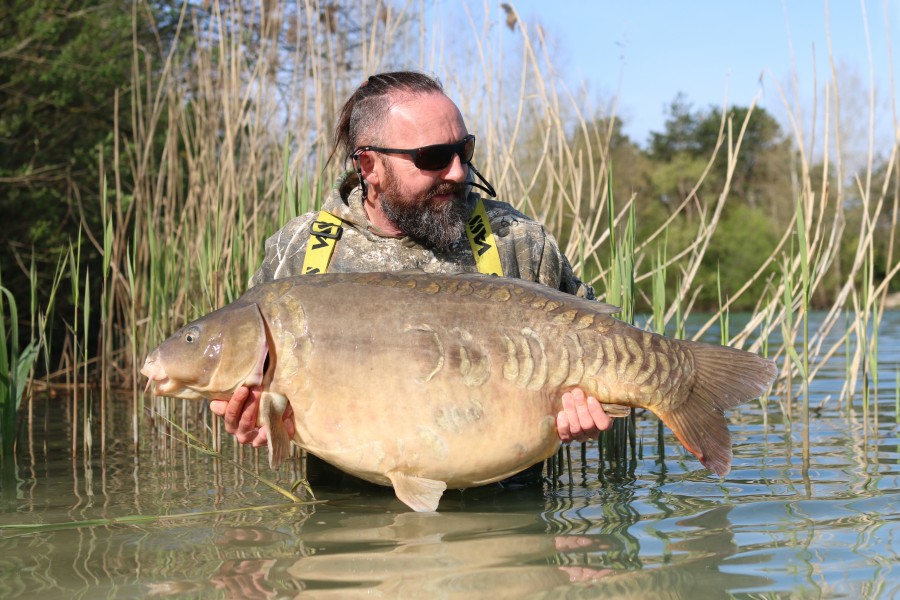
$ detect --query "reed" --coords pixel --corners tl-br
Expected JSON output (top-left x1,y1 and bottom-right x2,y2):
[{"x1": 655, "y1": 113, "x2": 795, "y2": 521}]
[
  {"x1": 650, "y1": 243, "x2": 668, "y2": 463},
  {"x1": 11, "y1": 1, "x2": 898, "y2": 478},
  {"x1": 796, "y1": 195, "x2": 812, "y2": 463},
  {"x1": 154, "y1": 410, "x2": 311, "y2": 503},
  {"x1": 598, "y1": 181, "x2": 638, "y2": 472},
  {"x1": 0, "y1": 277, "x2": 39, "y2": 459},
  {"x1": 0, "y1": 252, "x2": 66, "y2": 459}
]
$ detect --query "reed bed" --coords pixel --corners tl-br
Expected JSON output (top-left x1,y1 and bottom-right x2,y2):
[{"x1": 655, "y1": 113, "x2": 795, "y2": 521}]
[{"x1": 4, "y1": 1, "x2": 898, "y2": 475}]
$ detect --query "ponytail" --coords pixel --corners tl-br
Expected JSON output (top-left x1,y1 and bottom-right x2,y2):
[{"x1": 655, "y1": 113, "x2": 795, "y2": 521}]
[{"x1": 328, "y1": 71, "x2": 444, "y2": 168}]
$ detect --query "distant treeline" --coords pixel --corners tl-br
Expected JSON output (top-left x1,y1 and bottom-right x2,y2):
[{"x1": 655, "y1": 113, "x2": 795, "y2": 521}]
[{"x1": 571, "y1": 99, "x2": 897, "y2": 309}]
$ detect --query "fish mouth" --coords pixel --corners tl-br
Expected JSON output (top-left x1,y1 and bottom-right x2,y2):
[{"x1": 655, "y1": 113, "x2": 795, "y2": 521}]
[
  {"x1": 142, "y1": 371, "x2": 204, "y2": 400},
  {"x1": 141, "y1": 351, "x2": 165, "y2": 393},
  {"x1": 144, "y1": 375, "x2": 175, "y2": 395},
  {"x1": 140, "y1": 351, "x2": 200, "y2": 398}
]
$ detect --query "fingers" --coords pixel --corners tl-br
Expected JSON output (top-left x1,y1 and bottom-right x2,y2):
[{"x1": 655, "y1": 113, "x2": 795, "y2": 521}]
[
  {"x1": 209, "y1": 399, "x2": 227, "y2": 417},
  {"x1": 585, "y1": 394, "x2": 612, "y2": 433},
  {"x1": 215, "y1": 386, "x2": 269, "y2": 447},
  {"x1": 209, "y1": 386, "x2": 295, "y2": 449},
  {"x1": 557, "y1": 388, "x2": 613, "y2": 443},
  {"x1": 223, "y1": 386, "x2": 251, "y2": 433}
]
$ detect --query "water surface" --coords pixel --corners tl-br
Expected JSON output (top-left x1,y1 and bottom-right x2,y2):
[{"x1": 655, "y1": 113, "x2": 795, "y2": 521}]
[{"x1": 1, "y1": 312, "x2": 898, "y2": 598}]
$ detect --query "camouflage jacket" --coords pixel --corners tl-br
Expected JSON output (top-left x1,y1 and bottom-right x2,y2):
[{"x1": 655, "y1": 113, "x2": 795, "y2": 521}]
[{"x1": 251, "y1": 172, "x2": 595, "y2": 300}]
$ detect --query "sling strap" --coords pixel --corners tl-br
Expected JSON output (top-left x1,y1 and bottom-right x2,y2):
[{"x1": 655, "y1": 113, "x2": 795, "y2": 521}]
[
  {"x1": 301, "y1": 210, "x2": 343, "y2": 274},
  {"x1": 464, "y1": 198, "x2": 503, "y2": 276}
]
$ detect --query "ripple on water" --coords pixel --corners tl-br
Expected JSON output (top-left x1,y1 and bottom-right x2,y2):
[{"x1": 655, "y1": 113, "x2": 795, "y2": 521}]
[{"x1": 3, "y1": 353, "x2": 900, "y2": 600}]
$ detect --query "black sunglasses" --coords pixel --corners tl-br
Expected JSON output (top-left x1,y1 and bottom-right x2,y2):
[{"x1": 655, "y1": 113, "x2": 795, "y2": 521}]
[{"x1": 354, "y1": 135, "x2": 476, "y2": 171}]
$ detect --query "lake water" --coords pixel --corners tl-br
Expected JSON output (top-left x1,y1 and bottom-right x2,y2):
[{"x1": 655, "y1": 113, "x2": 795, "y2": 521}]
[{"x1": 1, "y1": 311, "x2": 898, "y2": 598}]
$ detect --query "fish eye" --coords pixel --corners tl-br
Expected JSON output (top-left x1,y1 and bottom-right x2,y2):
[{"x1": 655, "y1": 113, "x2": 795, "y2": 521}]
[{"x1": 183, "y1": 326, "x2": 201, "y2": 344}]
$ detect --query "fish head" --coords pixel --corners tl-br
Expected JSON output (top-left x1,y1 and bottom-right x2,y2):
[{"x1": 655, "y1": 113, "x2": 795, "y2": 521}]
[{"x1": 141, "y1": 302, "x2": 268, "y2": 400}]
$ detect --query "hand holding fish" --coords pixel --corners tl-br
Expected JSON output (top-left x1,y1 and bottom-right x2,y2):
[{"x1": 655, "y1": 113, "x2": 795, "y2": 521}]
[
  {"x1": 557, "y1": 388, "x2": 613, "y2": 443},
  {"x1": 210, "y1": 384, "x2": 610, "y2": 447},
  {"x1": 210, "y1": 386, "x2": 295, "y2": 448}
]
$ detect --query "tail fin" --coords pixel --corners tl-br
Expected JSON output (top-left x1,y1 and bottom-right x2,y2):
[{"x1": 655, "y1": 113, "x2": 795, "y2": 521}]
[{"x1": 659, "y1": 341, "x2": 777, "y2": 476}]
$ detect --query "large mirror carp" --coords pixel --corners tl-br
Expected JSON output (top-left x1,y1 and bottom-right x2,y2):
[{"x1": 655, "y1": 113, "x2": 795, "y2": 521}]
[{"x1": 142, "y1": 272, "x2": 777, "y2": 512}]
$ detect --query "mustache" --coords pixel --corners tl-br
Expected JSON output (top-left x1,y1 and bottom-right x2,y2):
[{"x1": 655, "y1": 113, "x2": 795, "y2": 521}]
[{"x1": 424, "y1": 181, "x2": 467, "y2": 201}]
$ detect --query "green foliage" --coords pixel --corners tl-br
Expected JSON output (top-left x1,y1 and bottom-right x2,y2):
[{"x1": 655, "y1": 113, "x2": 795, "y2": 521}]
[
  {"x1": 691, "y1": 204, "x2": 780, "y2": 308},
  {"x1": 648, "y1": 95, "x2": 793, "y2": 214},
  {"x1": 568, "y1": 93, "x2": 805, "y2": 311},
  {"x1": 869, "y1": 159, "x2": 900, "y2": 292},
  {"x1": 1, "y1": 1, "x2": 135, "y2": 251},
  {"x1": 0, "y1": 280, "x2": 40, "y2": 457},
  {"x1": 0, "y1": 1, "x2": 188, "y2": 379},
  {"x1": 3, "y1": 0, "x2": 897, "y2": 417},
  {"x1": 649, "y1": 94, "x2": 715, "y2": 161}
]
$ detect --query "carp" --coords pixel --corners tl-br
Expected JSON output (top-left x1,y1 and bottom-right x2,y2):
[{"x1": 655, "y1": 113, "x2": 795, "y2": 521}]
[{"x1": 141, "y1": 272, "x2": 777, "y2": 512}]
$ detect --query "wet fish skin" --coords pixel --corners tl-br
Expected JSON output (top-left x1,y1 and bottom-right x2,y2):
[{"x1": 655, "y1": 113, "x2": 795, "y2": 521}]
[{"x1": 142, "y1": 271, "x2": 777, "y2": 512}]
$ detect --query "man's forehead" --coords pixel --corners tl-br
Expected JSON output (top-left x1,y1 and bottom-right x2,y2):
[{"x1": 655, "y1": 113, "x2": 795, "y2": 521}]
[{"x1": 382, "y1": 92, "x2": 467, "y2": 144}]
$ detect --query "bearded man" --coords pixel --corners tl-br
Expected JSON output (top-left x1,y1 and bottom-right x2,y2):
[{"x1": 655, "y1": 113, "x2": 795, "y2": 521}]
[{"x1": 211, "y1": 71, "x2": 611, "y2": 488}]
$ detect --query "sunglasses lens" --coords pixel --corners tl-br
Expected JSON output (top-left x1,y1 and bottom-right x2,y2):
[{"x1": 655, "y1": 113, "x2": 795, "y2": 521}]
[
  {"x1": 416, "y1": 146, "x2": 454, "y2": 170},
  {"x1": 462, "y1": 137, "x2": 475, "y2": 164},
  {"x1": 413, "y1": 137, "x2": 475, "y2": 170}
]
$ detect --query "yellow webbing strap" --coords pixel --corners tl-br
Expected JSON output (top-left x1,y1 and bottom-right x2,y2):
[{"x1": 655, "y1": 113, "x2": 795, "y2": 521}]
[
  {"x1": 301, "y1": 210, "x2": 343, "y2": 274},
  {"x1": 465, "y1": 198, "x2": 503, "y2": 276},
  {"x1": 301, "y1": 202, "x2": 502, "y2": 276}
]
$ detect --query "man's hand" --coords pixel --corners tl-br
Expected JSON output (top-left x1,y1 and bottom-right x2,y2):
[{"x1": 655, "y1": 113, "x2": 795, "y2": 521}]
[
  {"x1": 556, "y1": 388, "x2": 612, "y2": 443},
  {"x1": 209, "y1": 386, "x2": 294, "y2": 448}
]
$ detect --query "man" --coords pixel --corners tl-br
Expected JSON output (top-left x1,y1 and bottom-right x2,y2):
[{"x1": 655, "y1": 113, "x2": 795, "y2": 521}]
[{"x1": 210, "y1": 71, "x2": 611, "y2": 486}]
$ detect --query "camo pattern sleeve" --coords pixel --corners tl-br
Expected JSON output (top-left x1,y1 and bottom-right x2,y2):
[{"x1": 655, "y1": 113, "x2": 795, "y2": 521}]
[{"x1": 481, "y1": 199, "x2": 596, "y2": 300}]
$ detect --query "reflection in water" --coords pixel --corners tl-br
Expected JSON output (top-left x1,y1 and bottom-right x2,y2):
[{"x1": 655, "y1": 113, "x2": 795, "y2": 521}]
[
  {"x1": 285, "y1": 511, "x2": 606, "y2": 597},
  {"x1": 1, "y1": 312, "x2": 899, "y2": 597},
  {"x1": 277, "y1": 506, "x2": 770, "y2": 598}
]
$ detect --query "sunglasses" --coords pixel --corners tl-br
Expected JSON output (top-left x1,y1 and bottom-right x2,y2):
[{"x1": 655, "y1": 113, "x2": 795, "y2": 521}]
[{"x1": 354, "y1": 135, "x2": 476, "y2": 171}]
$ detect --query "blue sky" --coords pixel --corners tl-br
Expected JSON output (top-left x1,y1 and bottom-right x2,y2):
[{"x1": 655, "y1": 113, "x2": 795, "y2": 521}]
[{"x1": 507, "y1": 1, "x2": 898, "y2": 151}]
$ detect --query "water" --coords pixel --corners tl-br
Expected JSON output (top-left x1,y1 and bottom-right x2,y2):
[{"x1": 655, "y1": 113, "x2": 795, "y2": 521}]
[{"x1": 1, "y1": 312, "x2": 899, "y2": 599}]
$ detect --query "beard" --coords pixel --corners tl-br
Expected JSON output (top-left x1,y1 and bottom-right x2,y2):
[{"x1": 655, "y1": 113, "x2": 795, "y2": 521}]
[{"x1": 378, "y1": 162, "x2": 470, "y2": 252}]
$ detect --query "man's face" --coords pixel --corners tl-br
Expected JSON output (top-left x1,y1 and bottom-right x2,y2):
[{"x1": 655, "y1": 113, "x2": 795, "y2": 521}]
[
  {"x1": 368, "y1": 92, "x2": 472, "y2": 250},
  {"x1": 378, "y1": 157, "x2": 470, "y2": 250}
]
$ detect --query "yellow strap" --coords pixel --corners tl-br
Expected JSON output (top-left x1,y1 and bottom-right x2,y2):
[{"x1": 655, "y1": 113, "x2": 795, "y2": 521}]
[
  {"x1": 301, "y1": 210, "x2": 343, "y2": 274},
  {"x1": 466, "y1": 198, "x2": 503, "y2": 276},
  {"x1": 302, "y1": 202, "x2": 502, "y2": 276}
]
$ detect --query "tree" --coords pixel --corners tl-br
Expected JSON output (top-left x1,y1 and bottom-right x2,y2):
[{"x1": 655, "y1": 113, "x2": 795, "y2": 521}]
[
  {"x1": 0, "y1": 1, "x2": 181, "y2": 367},
  {"x1": 641, "y1": 95, "x2": 796, "y2": 309}
]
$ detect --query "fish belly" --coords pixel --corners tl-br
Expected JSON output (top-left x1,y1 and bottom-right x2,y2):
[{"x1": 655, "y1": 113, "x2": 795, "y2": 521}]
[
  {"x1": 263, "y1": 278, "x2": 577, "y2": 488},
  {"x1": 289, "y1": 345, "x2": 563, "y2": 488}
]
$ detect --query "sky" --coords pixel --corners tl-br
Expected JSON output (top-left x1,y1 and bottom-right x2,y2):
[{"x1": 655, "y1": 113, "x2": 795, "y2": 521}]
[{"x1": 505, "y1": 1, "x2": 899, "y2": 153}]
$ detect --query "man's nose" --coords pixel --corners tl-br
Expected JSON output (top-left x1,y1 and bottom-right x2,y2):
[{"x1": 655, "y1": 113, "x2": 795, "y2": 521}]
[{"x1": 443, "y1": 153, "x2": 468, "y2": 182}]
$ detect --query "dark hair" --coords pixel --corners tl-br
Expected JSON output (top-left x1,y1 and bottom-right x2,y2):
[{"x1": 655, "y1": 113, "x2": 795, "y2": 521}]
[{"x1": 330, "y1": 71, "x2": 444, "y2": 167}]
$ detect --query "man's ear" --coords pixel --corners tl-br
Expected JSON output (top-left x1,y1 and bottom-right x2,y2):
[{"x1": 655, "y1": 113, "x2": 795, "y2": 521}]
[{"x1": 358, "y1": 152, "x2": 380, "y2": 188}]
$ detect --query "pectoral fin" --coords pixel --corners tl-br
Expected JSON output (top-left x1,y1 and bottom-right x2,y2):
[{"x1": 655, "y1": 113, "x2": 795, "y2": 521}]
[
  {"x1": 600, "y1": 403, "x2": 632, "y2": 418},
  {"x1": 259, "y1": 391, "x2": 290, "y2": 469},
  {"x1": 387, "y1": 472, "x2": 447, "y2": 513}
]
